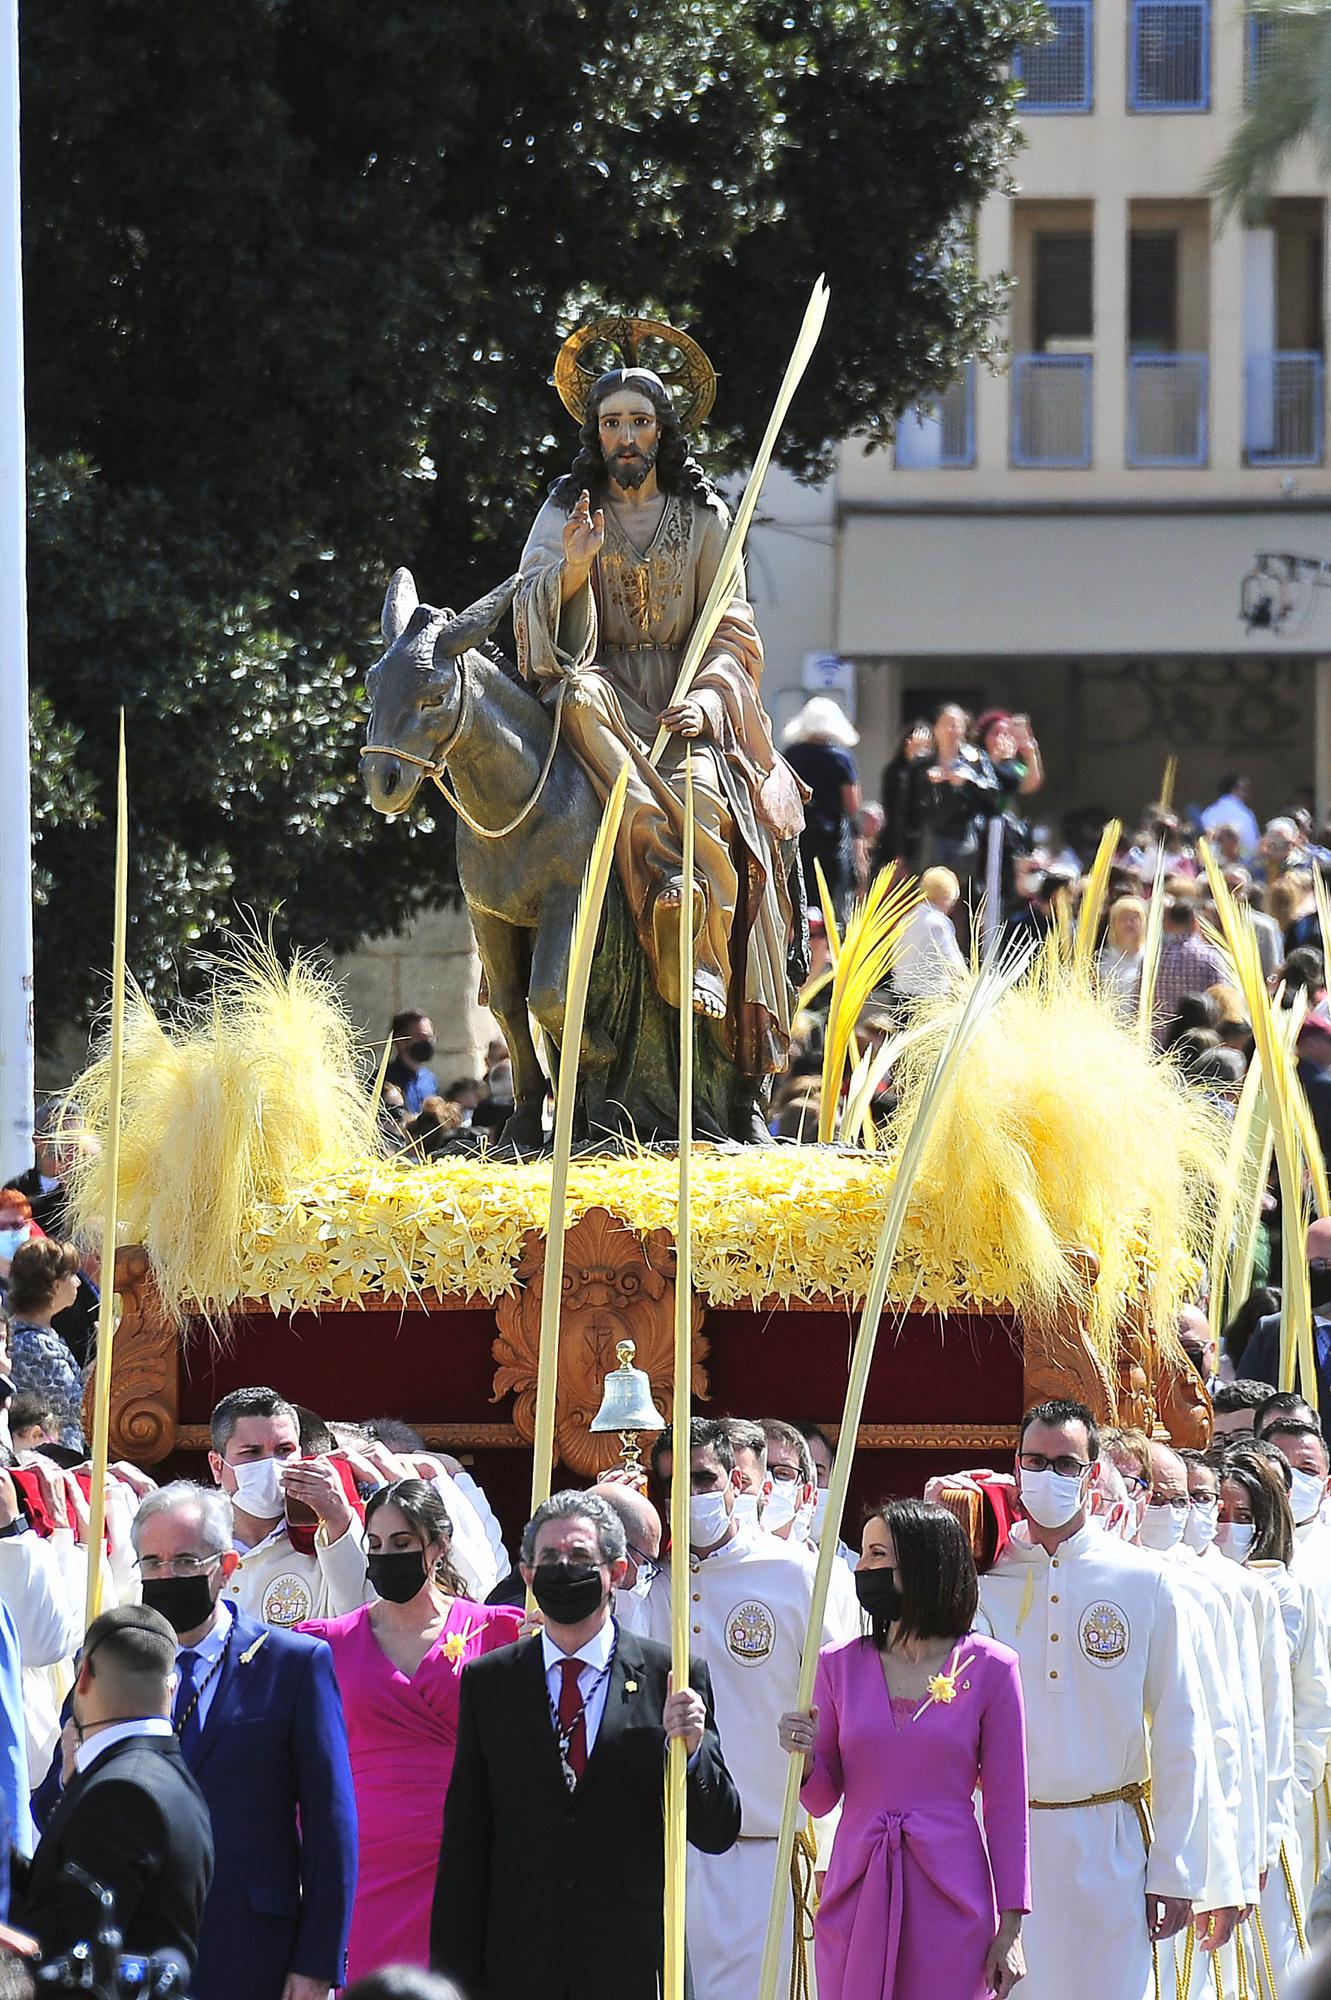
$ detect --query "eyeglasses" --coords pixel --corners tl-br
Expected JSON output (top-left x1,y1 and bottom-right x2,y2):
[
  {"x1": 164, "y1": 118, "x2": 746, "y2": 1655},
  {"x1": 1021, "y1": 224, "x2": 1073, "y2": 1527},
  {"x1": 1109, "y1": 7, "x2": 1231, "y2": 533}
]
[
  {"x1": 135, "y1": 1555, "x2": 221, "y2": 1579},
  {"x1": 627, "y1": 1545, "x2": 660, "y2": 1585},
  {"x1": 1146, "y1": 1494, "x2": 1188, "y2": 1511},
  {"x1": 768, "y1": 1464, "x2": 803, "y2": 1485},
  {"x1": 1018, "y1": 1453, "x2": 1091, "y2": 1479}
]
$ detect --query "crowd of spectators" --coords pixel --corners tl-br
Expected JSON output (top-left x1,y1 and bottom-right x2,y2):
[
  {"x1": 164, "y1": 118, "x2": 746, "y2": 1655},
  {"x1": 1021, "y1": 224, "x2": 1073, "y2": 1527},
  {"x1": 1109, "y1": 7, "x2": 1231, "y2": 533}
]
[{"x1": 775, "y1": 707, "x2": 1331, "y2": 1153}]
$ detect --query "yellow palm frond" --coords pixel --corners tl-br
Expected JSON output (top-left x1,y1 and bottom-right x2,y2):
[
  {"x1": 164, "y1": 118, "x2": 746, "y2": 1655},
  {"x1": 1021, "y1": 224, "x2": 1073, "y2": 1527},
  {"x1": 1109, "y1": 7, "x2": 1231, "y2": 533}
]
[
  {"x1": 1073, "y1": 820, "x2": 1122, "y2": 979},
  {"x1": 1199, "y1": 841, "x2": 1317, "y2": 1408},
  {"x1": 1136, "y1": 844, "x2": 1170, "y2": 1044},
  {"x1": 818, "y1": 871, "x2": 922, "y2": 1144},
  {"x1": 530, "y1": 760, "x2": 632, "y2": 1515}
]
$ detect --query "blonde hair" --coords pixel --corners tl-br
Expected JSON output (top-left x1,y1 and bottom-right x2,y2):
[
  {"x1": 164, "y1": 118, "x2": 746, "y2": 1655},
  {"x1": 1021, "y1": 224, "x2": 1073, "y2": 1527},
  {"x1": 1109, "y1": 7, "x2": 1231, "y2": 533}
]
[
  {"x1": 1205, "y1": 983, "x2": 1246, "y2": 1025},
  {"x1": 1267, "y1": 872, "x2": 1304, "y2": 931},
  {"x1": 1107, "y1": 895, "x2": 1146, "y2": 949},
  {"x1": 920, "y1": 867, "x2": 960, "y2": 908}
]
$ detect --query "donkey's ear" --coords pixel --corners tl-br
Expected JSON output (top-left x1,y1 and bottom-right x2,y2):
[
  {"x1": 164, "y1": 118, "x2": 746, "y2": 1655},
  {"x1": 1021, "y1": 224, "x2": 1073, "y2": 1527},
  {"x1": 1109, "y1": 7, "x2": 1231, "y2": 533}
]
[
  {"x1": 437, "y1": 574, "x2": 521, "y2": 657},
  {"x1": 382, "y1": 567, "x2": 420, "y2": 646}
]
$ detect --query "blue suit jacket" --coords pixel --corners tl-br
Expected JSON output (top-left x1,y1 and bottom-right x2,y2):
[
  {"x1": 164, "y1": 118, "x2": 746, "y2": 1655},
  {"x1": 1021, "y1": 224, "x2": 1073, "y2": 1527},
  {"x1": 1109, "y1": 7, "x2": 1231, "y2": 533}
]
[
  {"x1": 1242, "y1": 1309, "x2": 1331, "y2": 1411},
  {"x1": 34, "y1": 1610, "x2": 357, "y2": 2000}
]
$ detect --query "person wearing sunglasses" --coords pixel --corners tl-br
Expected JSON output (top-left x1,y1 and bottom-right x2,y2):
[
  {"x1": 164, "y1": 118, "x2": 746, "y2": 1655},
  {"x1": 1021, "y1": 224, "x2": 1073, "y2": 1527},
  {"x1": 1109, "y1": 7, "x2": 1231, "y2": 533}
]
[{"x1": 592, "y1": 1476, "x2": 661, "y2": 1599}]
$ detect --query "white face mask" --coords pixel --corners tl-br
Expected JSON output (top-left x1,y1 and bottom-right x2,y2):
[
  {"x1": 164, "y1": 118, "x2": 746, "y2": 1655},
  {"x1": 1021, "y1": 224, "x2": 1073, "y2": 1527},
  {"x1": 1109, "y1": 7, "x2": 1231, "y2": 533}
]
[
  {"x1": 762, "y1": 1486, "x2": 800, "y2": 1534},
  {"x1": 811, "y1": 1487, "x2": 832, "y2": 1541},
  {"x1": 1216, "y1": 1521, "x2": 1256, "y2": 1563},
  {"x1": 1019, "y1": 1467, "x2": 1086, "y2": 1530},
  {"x1": 1138, "y1": 1502, "x2": 1187, "y2": 1553},
  {"x1": 0, "y1": 1226, "x2": 28, "y2": 1262},
  {"x1": 688, "y1": 1491, "x2": 732, "y2": 1549},
  {"x1": 230, "y1": 1456, "x2": 287, "y2": 1520},
  {"x1": 1288, "y1": 1469, "x2": 1327, "y2": 1527},
  {"x1": 1183, "y1": 1500, "x2": 1219, "y2": 1553},
  {"x1": 732, "y1": 1493, "x2": 761, "y2": 1530}
]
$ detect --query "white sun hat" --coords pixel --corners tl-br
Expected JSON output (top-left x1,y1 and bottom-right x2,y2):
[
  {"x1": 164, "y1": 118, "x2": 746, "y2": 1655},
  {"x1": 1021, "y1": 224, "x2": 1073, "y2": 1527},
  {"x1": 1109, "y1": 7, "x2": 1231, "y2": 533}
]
[{"x1": 782, "y1": 696, "x2": 859, "y2": 749}]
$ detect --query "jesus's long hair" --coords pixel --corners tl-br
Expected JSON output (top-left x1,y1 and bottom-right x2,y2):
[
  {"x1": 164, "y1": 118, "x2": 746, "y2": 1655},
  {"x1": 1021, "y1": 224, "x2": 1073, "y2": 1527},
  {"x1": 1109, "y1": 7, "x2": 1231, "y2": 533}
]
[{"x1": 549, "y1": 368, "x2": 718, "y2": 512}]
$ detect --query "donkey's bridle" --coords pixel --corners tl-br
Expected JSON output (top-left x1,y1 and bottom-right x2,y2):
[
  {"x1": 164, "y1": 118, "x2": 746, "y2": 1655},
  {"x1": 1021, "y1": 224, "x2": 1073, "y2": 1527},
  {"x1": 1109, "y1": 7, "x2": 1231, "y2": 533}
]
[{"x1": 361, "y1": 652, "x2": 567, "y2": 842}]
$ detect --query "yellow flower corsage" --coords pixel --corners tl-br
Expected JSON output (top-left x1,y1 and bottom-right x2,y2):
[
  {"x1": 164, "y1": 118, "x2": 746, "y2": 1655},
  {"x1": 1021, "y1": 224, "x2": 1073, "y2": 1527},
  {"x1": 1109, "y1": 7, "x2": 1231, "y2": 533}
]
[
  {"x1": 911, "y1": 1648, "x2": 975, "y2": 1723},
  {"x1": 442, "y1": 1620, "x2": 478, "y2": 1672}
]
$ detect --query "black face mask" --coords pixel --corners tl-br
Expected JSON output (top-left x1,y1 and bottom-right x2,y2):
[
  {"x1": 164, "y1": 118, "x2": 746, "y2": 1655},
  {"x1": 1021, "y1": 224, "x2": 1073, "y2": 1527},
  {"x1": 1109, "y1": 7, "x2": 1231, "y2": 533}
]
[
  {"x1": 409, "y1": 1037, "x2": 435, "y2": 1064},
  {"x1": 529, "y1": 1561, "x2": 606, "y2": 1625},
  {"x1": 1310, "y1": 1261, "x2": 1331, "y2": 1309},
  {"x1": 854, "y1": 1568, "x2": 904, "y2": 1627},
  {"x1": 368, "y1": 1551, "x2": 429, "y2": 1605},
  {"x1": 140, "y1": 1572, "x2": 217, "y2": 1636}
]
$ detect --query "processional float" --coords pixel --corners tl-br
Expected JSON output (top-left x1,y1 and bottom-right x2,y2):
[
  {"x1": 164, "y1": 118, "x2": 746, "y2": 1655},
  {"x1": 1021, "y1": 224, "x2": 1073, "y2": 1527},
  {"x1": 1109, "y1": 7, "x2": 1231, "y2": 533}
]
[{"x1": 69, "y1": 280, "x2": 1311, "y2": 2000}]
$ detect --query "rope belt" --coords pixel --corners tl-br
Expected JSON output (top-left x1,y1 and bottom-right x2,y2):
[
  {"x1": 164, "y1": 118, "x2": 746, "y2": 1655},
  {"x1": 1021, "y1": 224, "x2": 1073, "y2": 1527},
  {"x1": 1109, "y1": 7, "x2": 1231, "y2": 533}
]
[
  {"x1": 787, "y1": 1818, "x2": 818, "y2": 2000},
  {"x1": 1030, "y1": 1779, "x2": 1156, "y2": 1851},
  {"x1": 361, "y1": 673, "x2": 568, "y2": 841},
  {"x1": 1278, "y1": 1839, "x2": 1309, "y2": 1955}
]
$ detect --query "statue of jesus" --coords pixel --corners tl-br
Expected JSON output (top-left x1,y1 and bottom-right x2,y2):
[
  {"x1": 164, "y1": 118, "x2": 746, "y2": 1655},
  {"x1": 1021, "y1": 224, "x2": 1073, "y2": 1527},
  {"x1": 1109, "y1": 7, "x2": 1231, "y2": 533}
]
[{"x1": 513, "y1": 322, "x2": 805, "y2": 1142}]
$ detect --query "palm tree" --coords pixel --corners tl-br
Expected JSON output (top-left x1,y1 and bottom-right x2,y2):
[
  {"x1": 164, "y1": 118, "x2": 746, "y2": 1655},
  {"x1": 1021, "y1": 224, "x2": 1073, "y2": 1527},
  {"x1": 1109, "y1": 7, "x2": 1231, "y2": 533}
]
[{"x1": 1208, "y1": 0, "x2": 1331, "y2": 216}]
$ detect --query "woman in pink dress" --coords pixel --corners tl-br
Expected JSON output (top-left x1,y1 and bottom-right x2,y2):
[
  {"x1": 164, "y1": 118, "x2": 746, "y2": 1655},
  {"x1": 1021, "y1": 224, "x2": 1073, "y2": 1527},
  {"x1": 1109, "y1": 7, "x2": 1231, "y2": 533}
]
[
  {"x1": 779, "y1": 1499, "x2": 1030, "y2": 2000},
  {"x1": 302, "y1": 1477, "x2": 522, "y2": 1980}
]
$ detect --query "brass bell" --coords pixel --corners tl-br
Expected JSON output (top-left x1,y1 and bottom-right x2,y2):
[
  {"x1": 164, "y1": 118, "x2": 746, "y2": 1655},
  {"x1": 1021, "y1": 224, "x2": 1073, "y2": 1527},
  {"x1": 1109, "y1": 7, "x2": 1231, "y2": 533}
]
[{"x1": 590, "y1": 1340, "x2": 666, "y2": 1475}]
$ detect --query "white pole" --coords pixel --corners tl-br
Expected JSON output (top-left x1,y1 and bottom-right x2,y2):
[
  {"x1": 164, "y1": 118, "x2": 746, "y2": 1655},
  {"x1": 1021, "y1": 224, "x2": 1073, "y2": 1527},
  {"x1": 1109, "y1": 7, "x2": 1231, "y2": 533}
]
[
  {"x1": 981, "y1": 814, "x2": 1004, "y2": 958},
  {"x1": 0, "y1": 0, "x2": 32, "y2": 1183}
]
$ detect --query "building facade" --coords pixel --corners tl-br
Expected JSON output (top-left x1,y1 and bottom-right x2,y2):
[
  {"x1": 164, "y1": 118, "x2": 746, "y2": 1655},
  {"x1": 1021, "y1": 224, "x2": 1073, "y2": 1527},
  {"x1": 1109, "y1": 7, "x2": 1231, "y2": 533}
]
[{"x1": 828, "y1": 0, "x2": 1331, "y2": 831}]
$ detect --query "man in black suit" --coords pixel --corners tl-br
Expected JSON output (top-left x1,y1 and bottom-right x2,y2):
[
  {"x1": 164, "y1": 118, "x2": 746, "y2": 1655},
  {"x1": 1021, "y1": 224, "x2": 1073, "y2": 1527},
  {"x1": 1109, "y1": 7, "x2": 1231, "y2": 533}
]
[
  {"x1": 1243, "y1": 1214, "x2": 1331, "y2": 1412},
  {"x1": 430, "y1": 1488, "x2": 740, "y2": 2000},
  {"x1": 16, "y1": 1605, "x2": 213, "y2": 1969}
]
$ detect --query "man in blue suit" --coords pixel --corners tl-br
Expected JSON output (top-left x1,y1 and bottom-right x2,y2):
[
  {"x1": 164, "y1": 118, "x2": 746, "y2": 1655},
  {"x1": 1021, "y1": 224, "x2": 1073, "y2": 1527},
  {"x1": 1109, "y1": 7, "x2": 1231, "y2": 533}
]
[{"x1": 36, "y1": 1482, "x2": 357, "y2": 2000}]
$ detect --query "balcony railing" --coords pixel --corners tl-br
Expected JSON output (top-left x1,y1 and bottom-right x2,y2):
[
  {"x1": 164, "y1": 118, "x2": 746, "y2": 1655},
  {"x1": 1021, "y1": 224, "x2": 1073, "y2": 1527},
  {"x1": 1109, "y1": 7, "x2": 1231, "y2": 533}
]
[
  {"x1": 895, "y1": 365, "x2": 976, "y2": 469},
  {"x1": 1245, "y1": 351, "x2": 1325, "y2": 465},
  {"x1": 1127, "y1": 355, "x2": 1208, "y2": 466},
  {"x1": 1011, "y1": 355, "x2": 1093, "y2": 468},
  {"x1": 1015, "y1": 0, "x2": 1093, "y2": 111},
  {"x1": 1130, "y1": 0, "x2": 1210, "y2": 110}
]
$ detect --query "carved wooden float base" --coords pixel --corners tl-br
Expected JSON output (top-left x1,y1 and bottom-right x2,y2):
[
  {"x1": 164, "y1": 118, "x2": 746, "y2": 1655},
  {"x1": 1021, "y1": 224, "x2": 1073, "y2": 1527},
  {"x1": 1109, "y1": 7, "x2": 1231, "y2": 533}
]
[{"x1": 100, "y1": 1210, "x2": 1207, "y2": 1543}]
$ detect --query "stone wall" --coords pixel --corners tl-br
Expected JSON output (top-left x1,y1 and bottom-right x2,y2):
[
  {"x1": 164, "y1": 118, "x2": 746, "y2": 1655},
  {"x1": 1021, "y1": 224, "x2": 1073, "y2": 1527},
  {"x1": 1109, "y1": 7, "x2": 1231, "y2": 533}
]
[{"x1": 331, "y1": 900, "x2": 499, "y2": 1085}]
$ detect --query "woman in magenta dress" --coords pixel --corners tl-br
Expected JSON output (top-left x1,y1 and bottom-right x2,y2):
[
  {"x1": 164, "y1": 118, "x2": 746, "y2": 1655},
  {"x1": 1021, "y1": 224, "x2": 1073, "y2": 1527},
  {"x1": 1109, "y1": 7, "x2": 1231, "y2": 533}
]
[
  {"x1": 302, "y1": 1477, "x2": 521, "y2": 1980},
  {"x1": 779, "y1": 1499, "x2": 1030, "y2": 2000}
]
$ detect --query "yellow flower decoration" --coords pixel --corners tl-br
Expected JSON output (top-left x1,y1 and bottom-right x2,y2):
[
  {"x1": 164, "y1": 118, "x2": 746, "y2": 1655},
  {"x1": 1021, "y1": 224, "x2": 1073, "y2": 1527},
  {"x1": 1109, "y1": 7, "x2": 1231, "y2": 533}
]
[
  {"x1": 912, "y1": 1650, "x2": 975, "y2": 1722},
  {"x1": 441, "y1": 1632, "x2": 468, "y2": 1664}
]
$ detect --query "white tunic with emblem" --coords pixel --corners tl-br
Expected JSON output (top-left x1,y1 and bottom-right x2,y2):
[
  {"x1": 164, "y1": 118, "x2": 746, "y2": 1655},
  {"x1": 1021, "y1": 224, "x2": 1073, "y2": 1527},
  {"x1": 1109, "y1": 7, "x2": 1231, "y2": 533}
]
[
  {"x1": 978, "y1": 1524, "x2": 1217, "y2": 2000},
  {"x1": 223, "y1": 1519, "x2": 368, "y2": 1627},
  {"x1": 627, "y1": 1527, "x2": 840, "y2": 2000}
]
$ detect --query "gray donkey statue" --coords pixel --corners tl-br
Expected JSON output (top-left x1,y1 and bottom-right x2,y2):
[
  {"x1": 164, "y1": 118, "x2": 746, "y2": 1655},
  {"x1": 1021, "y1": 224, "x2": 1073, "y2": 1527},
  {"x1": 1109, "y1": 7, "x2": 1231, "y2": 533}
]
[{"x1": 361, "y1": 568, "x2": 737, "y2": 1148}]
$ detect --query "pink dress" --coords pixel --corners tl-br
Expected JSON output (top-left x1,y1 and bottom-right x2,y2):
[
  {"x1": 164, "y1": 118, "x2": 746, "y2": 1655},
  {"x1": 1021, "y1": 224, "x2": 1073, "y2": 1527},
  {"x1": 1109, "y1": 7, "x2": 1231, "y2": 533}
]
[
  {"x1": 802, "y1": 1632, "x2": 1030, "y2": 2000},
  {"x1": 301, "y1": 1597, "x2": 522, "y2": 1980}
]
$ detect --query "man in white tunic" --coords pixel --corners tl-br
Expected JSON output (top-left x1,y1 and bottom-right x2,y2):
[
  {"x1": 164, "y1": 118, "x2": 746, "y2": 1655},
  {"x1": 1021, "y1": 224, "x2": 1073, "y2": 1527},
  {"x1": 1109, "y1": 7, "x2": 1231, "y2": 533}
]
[
  {"x1": 207, "y1": 1387, "x2": 366, "y2": 1627},
  {"x1": 1267, "y1": 1416, "x2": 1331, "y2": 1902},
  {"x1": 1136, "y1": 1440, "x2": 1255, "y2": 1994},
  {"x1": 623, "y1": 1417, "x2": 840, "y2": 2000},
  {"x1": 978, "y1": 1399, "x2": 1220, "y2": 2000}
]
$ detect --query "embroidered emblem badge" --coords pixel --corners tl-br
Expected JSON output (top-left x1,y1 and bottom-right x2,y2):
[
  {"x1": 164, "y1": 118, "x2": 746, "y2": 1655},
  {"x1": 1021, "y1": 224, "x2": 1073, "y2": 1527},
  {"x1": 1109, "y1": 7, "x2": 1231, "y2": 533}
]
[
  {"x1": 725, "y1": 1598, "x2": 777, "y2": 1666},
  {"x1": 1079, "y1": 1600, "x2": 1130, "y2": 1667},
  {"x1": 263, "y1": 1573, "x2": 313, "y2": 1627}
]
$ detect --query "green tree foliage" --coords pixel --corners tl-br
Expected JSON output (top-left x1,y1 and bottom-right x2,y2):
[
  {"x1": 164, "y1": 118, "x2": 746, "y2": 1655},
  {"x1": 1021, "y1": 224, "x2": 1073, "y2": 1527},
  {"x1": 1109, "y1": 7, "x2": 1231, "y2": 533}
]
[
  {"x1": 23, "y1": 0, "x2": 1038, "y2": 1042},
  {"x1": 1208, "y1": 2, "x2": 1331, "y2": 218}
]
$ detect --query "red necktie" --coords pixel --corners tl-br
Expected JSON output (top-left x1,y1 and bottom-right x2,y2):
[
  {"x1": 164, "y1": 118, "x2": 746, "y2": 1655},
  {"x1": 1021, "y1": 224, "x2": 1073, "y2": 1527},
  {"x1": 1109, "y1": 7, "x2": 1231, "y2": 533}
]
[{"x1": 557, "y1": 1657, "x2": 588, "y2": 1783}]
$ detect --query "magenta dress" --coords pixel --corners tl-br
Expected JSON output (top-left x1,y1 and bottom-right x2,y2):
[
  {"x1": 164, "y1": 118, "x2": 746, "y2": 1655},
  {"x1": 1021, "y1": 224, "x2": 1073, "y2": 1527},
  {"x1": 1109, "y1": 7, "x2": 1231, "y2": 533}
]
[
  {"x1": 801, "y1": 1632, "x2": 1030, "y2": 2000},
  {"x1": 302, "y1": 1597, "x2": 522, "y2": 1979}
]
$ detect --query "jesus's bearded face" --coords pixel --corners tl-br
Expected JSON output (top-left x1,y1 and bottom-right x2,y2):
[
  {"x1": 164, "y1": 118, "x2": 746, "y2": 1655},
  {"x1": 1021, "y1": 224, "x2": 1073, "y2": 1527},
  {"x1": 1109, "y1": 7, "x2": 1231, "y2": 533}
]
[{"x1": 596, "y1": 390, "x2": 661, "y2": 491}]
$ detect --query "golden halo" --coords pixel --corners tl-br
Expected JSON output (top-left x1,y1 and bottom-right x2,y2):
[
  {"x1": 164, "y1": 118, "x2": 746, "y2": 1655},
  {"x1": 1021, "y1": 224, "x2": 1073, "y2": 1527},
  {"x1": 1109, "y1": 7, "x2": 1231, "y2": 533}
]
[{"x1": 553, "y1": 314, "x2": 717, "y2": 433}]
